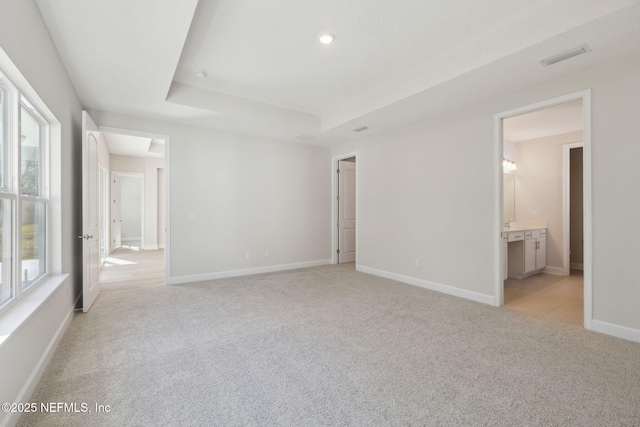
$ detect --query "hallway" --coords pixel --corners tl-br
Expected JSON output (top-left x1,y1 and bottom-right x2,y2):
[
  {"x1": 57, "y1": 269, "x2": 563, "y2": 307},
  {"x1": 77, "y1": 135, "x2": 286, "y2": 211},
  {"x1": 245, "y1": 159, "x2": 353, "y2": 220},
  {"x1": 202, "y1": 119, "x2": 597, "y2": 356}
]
[{"x1": 100, "y1": 248, "x2": 165, "y2": 291}]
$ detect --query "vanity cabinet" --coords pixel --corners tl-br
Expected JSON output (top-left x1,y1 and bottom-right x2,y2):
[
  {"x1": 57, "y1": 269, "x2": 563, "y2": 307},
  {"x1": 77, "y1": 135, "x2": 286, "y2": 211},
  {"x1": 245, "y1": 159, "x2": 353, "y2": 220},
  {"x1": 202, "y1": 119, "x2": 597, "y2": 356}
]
[
  {"x1": 535, "y1": 233, "x2": 546, "y2": 270},
  {"x1": 506, "y1": 228, "x2": 546, "y2": 279}
]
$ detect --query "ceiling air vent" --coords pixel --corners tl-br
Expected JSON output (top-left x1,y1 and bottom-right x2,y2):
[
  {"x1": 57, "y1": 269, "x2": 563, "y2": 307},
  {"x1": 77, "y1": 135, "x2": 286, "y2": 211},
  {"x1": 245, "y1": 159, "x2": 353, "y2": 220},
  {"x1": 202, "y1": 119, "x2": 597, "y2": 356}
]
[
  {"x1": 352, "y1": 126, "x2": 369, "y2": 133},
  {"x1": 540, "y1": 44, "x2": 590, "y2": 67},
  {"x1": 294, "y1": 134, "x2": 315, "y2": 142}
]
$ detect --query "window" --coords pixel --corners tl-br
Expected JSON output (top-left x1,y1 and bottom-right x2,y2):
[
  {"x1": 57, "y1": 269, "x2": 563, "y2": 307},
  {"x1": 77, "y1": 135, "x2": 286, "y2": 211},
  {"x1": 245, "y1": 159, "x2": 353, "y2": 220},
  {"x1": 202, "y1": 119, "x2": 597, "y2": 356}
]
[{"x1": 0, "y1": 70, "x2": 49, "y2": 310}]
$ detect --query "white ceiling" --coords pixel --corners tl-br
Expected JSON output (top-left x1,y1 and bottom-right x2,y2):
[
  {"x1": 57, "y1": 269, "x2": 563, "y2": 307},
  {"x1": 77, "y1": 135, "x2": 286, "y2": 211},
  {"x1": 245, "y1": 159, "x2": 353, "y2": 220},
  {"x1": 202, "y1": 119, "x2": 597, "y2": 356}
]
[
  {"x1": 34, "y1": 0, "x2": 640, "y2": 145},
  {"x1": 503, "y1": 99, "x2": 584, "y2": 143},
  {"x1": 103, "y1": 132, "x2": 164, "y2": 158}
]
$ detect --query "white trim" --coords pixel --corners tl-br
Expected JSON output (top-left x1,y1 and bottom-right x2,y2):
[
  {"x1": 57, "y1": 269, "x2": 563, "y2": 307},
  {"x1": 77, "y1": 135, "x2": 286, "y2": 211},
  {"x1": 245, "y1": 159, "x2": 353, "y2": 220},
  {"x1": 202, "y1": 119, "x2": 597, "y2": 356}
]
[
  {"x1": 111, "y1": 171, "x2": 145, "y2": 250},
  {"x1": 570, "y1": 262, "x2": 584, "y2": 270},
  {"x1": 158, "y1": 243, "x2": 165, "y2": 249},
  {"x1": 142, "y1": 245, "x2": 159, "y2": 250},
  {"x1": 166, "y1": 260, "x2": 331, "y2": 285},
  {"x1": 0, "y1": 283, "x2": 75, "y2": 427},
  {"x1": 563, "y1": 142, "x2": 583, "y2": 276},
  {"x1": 543, "y1": 266, "x2": 564, "y2": 276},
  {"x1": 358, "y1": 265, "x2": 495, "y2": 306},
  {"x1": 331, "y1": 152, "x2": 357, "y2": 265},
  {"x1": 494, "y1": 90, "x2": 593, "y2": 331},
  {"x1": 591, "y1": 320, "x2": 640, "y2": 344},
  {"x1": 493, "y1": 112, "x2": 504, "y2": 307},
  {"x1": 165, "y1": 135, "x2": 171, "y2": 283},
  {"x1": 582, "y1": 91, "x2": 593, "y2": 330}
]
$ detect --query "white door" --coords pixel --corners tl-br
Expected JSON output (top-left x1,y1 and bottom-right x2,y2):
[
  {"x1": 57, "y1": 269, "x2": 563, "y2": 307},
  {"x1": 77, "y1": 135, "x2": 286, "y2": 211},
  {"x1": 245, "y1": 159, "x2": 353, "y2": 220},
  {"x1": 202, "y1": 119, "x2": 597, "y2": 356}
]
[
  {"x1": 338, "y1": 160, "x2": 356, "y2": 263},
  {"x1": 98, "y1": 166, "x2": 107, "y2": 265},
  {"x1": 82, "y1": 111, "x2": 101, "y2": 312},
  {"x1": 111, "y1": 174, "x2": 121, "y2": 250}
]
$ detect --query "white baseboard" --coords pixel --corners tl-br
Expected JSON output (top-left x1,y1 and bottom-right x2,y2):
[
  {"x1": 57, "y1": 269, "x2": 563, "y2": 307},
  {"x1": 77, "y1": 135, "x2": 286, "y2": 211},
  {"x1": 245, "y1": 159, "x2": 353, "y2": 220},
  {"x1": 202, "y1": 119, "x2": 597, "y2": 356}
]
[
  {"x1": 2, "y1": 295, "x2": 77, "y2": 427},
  {"x1": 356, "y1": 265, "x2": 495, "y2": 306},
  {"x1": 543, "y1": 266, "x2": 565, "y2": 276},
  {"x1": 166, "y1": 259, "x2": 331, "y2": 285},
  {"x1": 158, "y1": 244, "x2": 165, "y2": 249},
  {"x1": 570, "y1": 262, "x2": 584, "y2": 270},
  {"x1": 142, "y1": 245, "x2": 159, "y2": 250},
  {"x1": 591, "y1": 319, "x2": 640, "y2": 344}
]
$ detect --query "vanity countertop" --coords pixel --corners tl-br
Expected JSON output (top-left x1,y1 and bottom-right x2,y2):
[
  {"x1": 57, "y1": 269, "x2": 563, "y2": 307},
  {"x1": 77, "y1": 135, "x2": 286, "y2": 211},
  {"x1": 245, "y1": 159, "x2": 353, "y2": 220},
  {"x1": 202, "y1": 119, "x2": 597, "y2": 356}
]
[{"x1": 502, "y1": 223, "x2": 547, "y2": 233}]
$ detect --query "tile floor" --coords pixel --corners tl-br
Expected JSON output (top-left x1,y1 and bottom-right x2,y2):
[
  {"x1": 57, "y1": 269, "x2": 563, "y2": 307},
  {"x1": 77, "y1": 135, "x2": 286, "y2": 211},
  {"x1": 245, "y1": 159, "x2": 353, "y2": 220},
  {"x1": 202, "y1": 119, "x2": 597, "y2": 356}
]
[{"x1": 504, "y1": 269, "x2": 584, "y2": 326}]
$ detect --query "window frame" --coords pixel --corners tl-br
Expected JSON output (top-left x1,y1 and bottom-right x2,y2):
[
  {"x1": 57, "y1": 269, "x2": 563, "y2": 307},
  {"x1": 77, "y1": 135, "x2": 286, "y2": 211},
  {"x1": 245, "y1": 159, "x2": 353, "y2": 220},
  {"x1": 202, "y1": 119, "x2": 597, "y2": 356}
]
[
  {"x1": 0, "y1": 69, "x2": 51, "y2": 313},
  {"x1": 0, "y1": 80, "x2": 9, "y2": 191}
]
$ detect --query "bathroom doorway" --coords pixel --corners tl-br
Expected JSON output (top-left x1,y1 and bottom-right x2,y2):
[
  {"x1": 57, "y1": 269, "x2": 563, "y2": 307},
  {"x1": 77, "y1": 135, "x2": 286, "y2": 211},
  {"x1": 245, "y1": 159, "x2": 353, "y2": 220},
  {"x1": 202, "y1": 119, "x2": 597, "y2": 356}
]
[{"x1": 495, "y1": 90, "x2": 592, "y2": 329}]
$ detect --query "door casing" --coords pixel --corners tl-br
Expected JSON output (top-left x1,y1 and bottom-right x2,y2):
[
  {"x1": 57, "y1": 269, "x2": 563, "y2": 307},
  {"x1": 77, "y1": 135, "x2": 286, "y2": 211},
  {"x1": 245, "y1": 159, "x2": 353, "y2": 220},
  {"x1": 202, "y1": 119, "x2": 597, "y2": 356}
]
[
  {"x1": 331, "y1": 153, "x2": 358, "y2": 264},
  {"x1": 493, "y1": 89, "x2": 592, "y2": 330}
]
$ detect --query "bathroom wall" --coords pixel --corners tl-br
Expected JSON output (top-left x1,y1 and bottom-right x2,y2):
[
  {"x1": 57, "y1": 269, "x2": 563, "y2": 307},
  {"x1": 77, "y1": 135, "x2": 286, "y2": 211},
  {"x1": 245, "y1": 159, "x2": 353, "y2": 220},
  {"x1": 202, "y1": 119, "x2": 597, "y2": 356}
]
[{"x1": 514, "y1": 131, "x2": 583, "y2": 270}]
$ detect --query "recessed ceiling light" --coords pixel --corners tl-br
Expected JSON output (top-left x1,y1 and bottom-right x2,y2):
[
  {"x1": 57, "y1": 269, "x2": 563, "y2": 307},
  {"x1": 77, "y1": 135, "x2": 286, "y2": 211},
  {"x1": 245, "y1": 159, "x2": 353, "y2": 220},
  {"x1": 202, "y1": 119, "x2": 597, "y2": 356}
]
[
  {"x1": 319, "y1": 32, "x2": 335, "y2": 45},
  {"x1": 195, "y1": 70, "x2": 207, "y2": 78}
]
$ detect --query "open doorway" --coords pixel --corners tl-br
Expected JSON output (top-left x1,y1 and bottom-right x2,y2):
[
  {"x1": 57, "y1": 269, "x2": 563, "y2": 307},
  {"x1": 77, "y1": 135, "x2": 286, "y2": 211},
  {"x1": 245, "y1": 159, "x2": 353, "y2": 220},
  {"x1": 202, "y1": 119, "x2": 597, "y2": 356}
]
[
  {"x1": 496, "y1": 91, "x2": 591, "y2": 328},
  {"x1": 97, "y1": 128, "x2": 167, "y2": 290},
  {"x1": 333, "y1": 154, "x2": 357, "y2": 265}
]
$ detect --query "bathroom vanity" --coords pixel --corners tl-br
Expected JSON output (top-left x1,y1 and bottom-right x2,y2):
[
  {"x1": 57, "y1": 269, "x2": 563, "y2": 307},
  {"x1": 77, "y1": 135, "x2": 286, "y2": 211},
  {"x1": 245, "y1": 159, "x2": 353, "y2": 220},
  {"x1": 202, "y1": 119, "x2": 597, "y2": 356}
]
[{"x1": 502, "y1": 227, "x2": 547, "y2": 279}]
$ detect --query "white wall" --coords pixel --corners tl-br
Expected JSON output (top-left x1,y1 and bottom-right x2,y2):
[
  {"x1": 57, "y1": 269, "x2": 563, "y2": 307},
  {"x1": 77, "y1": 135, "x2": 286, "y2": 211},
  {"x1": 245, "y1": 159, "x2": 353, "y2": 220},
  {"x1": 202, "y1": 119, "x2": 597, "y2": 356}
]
[
  {"x1": 514, "y1": 131, "x2": 583, "y2": 269},
  {"x1": 332, "y1": 52, "x2": 640, "y2": 335},
  {"x1": 110, "y1": 155, "x2": 165, "y2": 250},
  {"x1": 96, "y1": 112, "x2": 332, "y2": 282},
  {"x1": 503, "y1": 139, "x2": 516, "y2": 162},
  {"x1": 0, "y1": 1, "x2": 81, "y2": 426},
  {"x1": 118, "y1": 175, "x2": 143, "y2": 243}
]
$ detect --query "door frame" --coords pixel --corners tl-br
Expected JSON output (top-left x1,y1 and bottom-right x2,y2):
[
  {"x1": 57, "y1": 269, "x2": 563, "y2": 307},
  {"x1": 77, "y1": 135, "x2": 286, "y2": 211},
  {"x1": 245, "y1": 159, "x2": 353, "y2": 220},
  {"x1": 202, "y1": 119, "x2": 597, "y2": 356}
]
[
  {"x1": 563, "y1": 142, "x2": 584, "y2": 276},
  {"x1": 331, "y1": 152, "x2": 358, "y2": 264},
  {"x1": 111, "y1": 171, "x2": 145, "y2": 250},
  {"x1": 493, "y1": 89, "x2": 592, "y2": 330},
  {"x1": 99, "y1": 125, "x2": 171, "y2": 281}
]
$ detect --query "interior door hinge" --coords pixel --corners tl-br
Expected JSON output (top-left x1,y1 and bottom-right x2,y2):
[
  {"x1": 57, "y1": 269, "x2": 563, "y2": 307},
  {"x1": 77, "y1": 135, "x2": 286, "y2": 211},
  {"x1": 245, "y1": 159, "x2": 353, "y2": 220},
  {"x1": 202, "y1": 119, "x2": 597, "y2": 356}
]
[
  {"x1": 337, "y1": 169, "x2": 340, "y2": 173},
  {"x1": 337, "y1": 249, "x2": 340, "y2": 254},
  {"x1": 337, "y1": 222, "x2": 339, "y2": 227},
  {"x1": 337, "y1": 195, "x2": 340, "y2": 201}
]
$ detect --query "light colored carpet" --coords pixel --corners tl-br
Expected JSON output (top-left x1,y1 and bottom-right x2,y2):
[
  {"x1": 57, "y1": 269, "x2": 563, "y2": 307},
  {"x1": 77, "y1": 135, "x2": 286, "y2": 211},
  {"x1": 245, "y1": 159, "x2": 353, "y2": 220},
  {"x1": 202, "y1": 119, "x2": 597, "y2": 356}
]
[{"x1": 18, "y1": 264, "x2": 640, "y2": 426}]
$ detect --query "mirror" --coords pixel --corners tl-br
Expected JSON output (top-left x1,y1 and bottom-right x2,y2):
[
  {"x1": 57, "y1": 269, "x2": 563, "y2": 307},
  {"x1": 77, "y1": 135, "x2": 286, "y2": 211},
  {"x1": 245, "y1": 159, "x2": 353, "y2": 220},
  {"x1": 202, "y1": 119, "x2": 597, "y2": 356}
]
[{"x1": 503, "y1": 174, "x2": 515, "y2": 223}]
